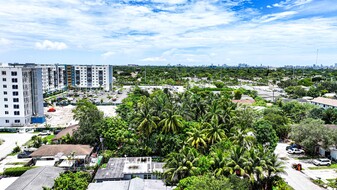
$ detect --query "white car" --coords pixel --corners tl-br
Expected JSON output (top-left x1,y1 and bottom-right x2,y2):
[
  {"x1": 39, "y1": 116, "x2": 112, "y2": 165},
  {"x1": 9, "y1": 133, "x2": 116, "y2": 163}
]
[
  {"x1": 313, "y1": 158, "x2": 331, "y2": 166},
  {"x1": 287, "y1": 148, "x2": 305, "y2": 154}
]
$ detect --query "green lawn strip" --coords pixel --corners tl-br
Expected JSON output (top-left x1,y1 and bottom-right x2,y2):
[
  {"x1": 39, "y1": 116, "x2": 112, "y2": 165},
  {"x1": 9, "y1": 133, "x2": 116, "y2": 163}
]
[
  {"x1": 5, "y1": 162, "x2": 27, "y2": 165},
  {"x1": 308, "y1": 164, "x2": 337, "y2": 170},
  {"x1": 43, "y1": 135, "x2": 55, "y2": 144}
]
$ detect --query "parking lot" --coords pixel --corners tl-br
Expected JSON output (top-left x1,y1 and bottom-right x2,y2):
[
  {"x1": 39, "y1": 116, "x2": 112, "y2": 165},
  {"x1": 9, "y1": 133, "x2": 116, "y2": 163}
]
[{"x1": 275, "y1": 143, "x2": 337, "y2": 189}]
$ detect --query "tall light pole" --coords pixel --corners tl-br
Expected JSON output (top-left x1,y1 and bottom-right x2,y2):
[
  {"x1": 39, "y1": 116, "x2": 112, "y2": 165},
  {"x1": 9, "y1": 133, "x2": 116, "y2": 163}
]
[{"x1": 99, "y1": 136, "x2": 104, "y2": 152}]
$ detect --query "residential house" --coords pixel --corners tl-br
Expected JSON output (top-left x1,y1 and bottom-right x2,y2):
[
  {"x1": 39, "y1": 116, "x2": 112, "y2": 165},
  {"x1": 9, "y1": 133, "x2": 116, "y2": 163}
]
[{"x1": 94, "y1": 157, "x2": 164, "y2": 182}]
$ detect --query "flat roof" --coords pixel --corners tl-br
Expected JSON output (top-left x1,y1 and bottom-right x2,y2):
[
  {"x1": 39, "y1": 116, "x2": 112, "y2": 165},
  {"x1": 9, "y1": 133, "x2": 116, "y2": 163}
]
[
  {"x1": 311, "y1": 97, "x2": 337, "y2": 107},
  {"x1": 94, "y1": 157, "x2": 164, "y2": 181},
  {"x1": 88, "y1": 179, "x2": 174, "y2": 190},
  {"x1": 6, "y1": 166, "x2": 64, "y2": 190}
]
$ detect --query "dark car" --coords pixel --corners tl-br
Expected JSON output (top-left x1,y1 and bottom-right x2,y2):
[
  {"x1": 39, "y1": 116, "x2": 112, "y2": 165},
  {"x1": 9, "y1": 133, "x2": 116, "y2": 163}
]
[
  {"x1": 286, "y1": 144, "x2": 301, "y2": 150},
  {"x1": 17, "y1": 151, "x2": 32, "y2": 159}
]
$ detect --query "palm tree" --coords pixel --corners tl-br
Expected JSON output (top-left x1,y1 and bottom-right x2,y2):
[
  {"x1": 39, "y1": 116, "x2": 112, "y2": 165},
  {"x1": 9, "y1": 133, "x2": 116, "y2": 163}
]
[
  {"x1": 264, "y1": 153, "x2": 286, "y2": 189},
  {"x1": 133, "y1": 101, "x2": 159, "y2": 137},
  {"x1": 186, "y1": 124, "x2": 207, "y2": 150},
  {"x1": 159, "y1": 109, "x2": 183, "y2": 134},
  {"x1": 244, "y1": 146, "x2": 267, "y2": 189},
  {"x1": 205, "y1": 101, "x2": 223, "y2": 123},
  {"x1": 210, "y1": 149, "x2": 228, "y2": 176},
  {"x1": 203, "y1": 118, "x2": 226, "y2": 145},
  {"x1": 224, "y1": 146, "x2": 247, "y2": 176},
  {"x1": 163, "y1": 147, "x2": 200, "y2": 184},
  {"x1": 229, "y1": 127, "x2": 255, "y2": 148}
]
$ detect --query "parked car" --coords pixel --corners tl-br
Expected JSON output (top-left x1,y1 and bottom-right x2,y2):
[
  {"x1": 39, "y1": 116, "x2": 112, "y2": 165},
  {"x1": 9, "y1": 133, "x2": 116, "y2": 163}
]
[
  {"x1": 17, "y1": 151, "x2": 32, "y2": 159},
  {"x1": 313, "y1": 158, "x2": 331, "y2": 166},
  {"x1": 38, "y1": 130, "x2": 51, "y2": 136},
  {"x1": 286, "y1": 144, "x2": 301, "y2": 150},
  {"x1": 287, "y1": 148, "x2": 305, "y2": 154}
]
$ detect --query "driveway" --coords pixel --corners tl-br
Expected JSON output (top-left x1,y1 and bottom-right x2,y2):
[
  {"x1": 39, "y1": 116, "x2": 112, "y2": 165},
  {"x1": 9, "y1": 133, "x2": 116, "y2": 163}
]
[
  {"x1": 0, "y1": 133, "x2": 34, "y2": 159},
  {"x1": 275, "y1": 143, "x2": 324, "y2": 190}
]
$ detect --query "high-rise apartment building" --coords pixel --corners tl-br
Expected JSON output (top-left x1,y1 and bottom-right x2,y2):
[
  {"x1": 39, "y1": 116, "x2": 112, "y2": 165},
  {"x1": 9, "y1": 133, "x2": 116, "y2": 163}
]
[
  {"x1": 0, "y1": 63, "x2": 45, "y2": 127},
  {"x1": 65, "y1": 65, "x2": 113, "y2": 91},
  {"x1": 40, "y1": 64, "x2": 66, "y2": 93}
]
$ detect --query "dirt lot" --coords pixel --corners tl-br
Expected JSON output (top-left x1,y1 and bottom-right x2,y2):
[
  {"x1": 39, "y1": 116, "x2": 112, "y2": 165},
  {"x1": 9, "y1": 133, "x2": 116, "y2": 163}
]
[{"x1": 44, "y1": 105, "x2": 117, "y2": 127}]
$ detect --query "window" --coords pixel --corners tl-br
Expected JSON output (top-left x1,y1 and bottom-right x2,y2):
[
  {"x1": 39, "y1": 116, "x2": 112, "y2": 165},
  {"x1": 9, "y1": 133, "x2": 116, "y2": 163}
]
[
  {"x1": 144, "y1": 174, "x2": 152, "y2": 179},
  {"x1": 13, "y1": 105, "x2": 19, "y2": 109},
  {"x1": 2, "y1": 78, "x2": 6, "y2": 82},
  {"x1": 5, "y1": 111, "x2": 8, "y2": 114},
  {"x1": 3, "y1": 91, "x2": 7, "y2": 95},
  {"x1": 5, "y1": 120, "x2": 9, "y2": 123},
  {"x1": 3, "y1": 84, "x2": 7, "y2": 88},
  {"x1": 4, "y1": 104, "x2": 8, "y2": 108},
  {"x1": 13, "y1": 98, "x2": 19, "y2": 102},
  {"x1": 13, "y1": 91, "x2": 18, "y2": 96},
  {"x1": 11, "y1": 71, "x2": 17, "y2": 76},
  {"x1": 12, "y1": 78, "x2": 18, "y2": 83},
  {"x1": 12, "y1": 85, "x2": 18, "y2": 89},
  {"x1": 4, "y1": 98, "x2": 8, "y2": 101},
  {"x1": 14, "y1": 120, "x2": 20, "y2": 123},
  {"x1": 14, "y1": 111, "x2": 20, "y2": 115}
]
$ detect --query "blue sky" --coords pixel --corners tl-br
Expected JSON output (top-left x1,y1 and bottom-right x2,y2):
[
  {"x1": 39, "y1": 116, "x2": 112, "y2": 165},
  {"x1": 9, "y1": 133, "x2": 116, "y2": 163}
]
[{"x1": 0, "y1": 0, "x2": 337, "y2": 66}]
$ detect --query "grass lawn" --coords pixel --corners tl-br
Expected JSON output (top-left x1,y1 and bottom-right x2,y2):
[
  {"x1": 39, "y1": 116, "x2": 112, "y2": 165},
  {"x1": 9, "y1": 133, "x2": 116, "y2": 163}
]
[
  {"x1": 308, "y1": 164, "x2": 337, "y2": 170},
  {"x1": 44, "y1": 135, "x2": 55, "y2": 144}
]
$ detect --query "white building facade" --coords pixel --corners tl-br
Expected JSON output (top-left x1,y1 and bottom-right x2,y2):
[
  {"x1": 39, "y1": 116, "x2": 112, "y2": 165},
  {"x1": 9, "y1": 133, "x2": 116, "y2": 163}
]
[
  {"x1": 72, "y1": 65, "x2": 113, "y2": 91},
  {"x1": 0, "y1": 64, "x2": 45, "y2": 127},
  {"x1": 40, "y1": 64, "x2": 66, "y2": 93}
]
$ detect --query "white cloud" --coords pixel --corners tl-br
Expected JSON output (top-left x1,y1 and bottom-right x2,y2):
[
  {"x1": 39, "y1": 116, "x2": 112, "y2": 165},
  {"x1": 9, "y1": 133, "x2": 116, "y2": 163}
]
[
  {"x1": 0, "y1": 38, "x2": 11, "y2": 45},
  {"x1": 35, "y1": 40, "x2": 68, "y2": 50},
  {"x1": 273, "y1": 0, "x2": 313, "y2": 9},
  {"x1": 101, "y1": 51, "x2": 115, "y2": 58},
  {"x1": 151, "y1": 0, "x2": 187, "y2": 4},
  {"x1": 141, "y1": 57, "x2": 167, "y2": 62},
  {"x1": 258, "y1": 11, "x2": 297, "y2": 23}
]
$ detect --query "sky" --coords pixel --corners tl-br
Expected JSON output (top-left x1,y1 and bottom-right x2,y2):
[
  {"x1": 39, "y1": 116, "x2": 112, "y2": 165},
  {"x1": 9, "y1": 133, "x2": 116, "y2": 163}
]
[{"x1": 0, "y1": 0, "x2": 337, "y2": 66}]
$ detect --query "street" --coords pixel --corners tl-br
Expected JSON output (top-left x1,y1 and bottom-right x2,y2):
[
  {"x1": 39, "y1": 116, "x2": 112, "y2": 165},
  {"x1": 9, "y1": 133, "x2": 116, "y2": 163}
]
[
  {"x1": 275, "y1": 143, "x2": 323, "y2": 190},
  {"x1": 0, "y1": 133, "x2": 34, "y2": 159}
]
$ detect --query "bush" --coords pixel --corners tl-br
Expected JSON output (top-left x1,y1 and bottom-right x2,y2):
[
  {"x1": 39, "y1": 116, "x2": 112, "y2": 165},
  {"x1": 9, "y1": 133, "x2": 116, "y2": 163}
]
[
  {"x1": 12, "y1": 146, "x2": 21, "y2": 154},
  {"x1": 3, "y1": 167, "x2": 35, "y2": 176}
]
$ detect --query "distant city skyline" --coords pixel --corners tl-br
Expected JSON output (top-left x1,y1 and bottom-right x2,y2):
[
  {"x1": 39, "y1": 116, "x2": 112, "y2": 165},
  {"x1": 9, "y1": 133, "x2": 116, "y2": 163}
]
[{"x1": 0, "y1": 0, "x2": 337, "y2": 66}]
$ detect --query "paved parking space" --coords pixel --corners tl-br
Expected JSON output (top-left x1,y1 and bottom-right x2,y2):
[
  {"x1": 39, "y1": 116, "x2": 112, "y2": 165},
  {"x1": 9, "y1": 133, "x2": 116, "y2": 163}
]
[
  {"x1": 0, "y1": 133, "x2": 34, "y2": 159},
  {"x1": 275, "y1": 143, "x2": 323, "y2": 190}
]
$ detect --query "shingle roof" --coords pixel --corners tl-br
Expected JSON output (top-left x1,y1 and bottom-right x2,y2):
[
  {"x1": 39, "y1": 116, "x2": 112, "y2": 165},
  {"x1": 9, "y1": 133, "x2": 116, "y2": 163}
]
[
  {"x1": 232, "y1": 99, "x2": 255, "y2": 104},
  {"x1": 30, "y1": 144, "x2": 93, "y2": 157},
  {"x1": 53, "y1": 124, "x2": 79, "y2": 140},
  {"x1": 311, "y1": 97, "x2": 337, "y2": 107},
  {"x1": 6, "y1": 166, "x2": 64, "y2": 190}
]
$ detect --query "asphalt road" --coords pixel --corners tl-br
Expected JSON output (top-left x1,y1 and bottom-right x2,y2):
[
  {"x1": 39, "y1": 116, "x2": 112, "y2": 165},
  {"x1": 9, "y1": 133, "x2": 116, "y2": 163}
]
[
  {"x1": 0, "y1": 133, "x2": 34, "y2": 159},
  {"x1": 275, "y1": 143, "x2": 323, "y2": 190}
]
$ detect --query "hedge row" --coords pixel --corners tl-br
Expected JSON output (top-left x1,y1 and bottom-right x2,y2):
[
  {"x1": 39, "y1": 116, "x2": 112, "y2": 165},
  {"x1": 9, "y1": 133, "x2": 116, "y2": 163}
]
[{"x1": 3, "y1": 167, "x2": 35, "y2": 176}]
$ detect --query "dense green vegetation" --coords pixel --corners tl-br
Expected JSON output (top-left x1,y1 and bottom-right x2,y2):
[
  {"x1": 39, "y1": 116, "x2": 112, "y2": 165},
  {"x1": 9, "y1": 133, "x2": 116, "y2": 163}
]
[
  {"x1": 113, "y1": 66, "x2": 337, "y2": 99},
  {"x1": 52, "y1": 171, "x2": 91, "y2": 190},
  {"x1": 70, "y1": 87, "x2": 295, "y2": 189},
  {"x1": 3, "y1": 166, "x2": 36, "y2": 176}
]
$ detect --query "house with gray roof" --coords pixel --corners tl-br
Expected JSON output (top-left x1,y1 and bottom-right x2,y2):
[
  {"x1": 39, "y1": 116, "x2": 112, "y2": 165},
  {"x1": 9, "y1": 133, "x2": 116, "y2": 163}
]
[
  {"x1": 94, "y1": 157, "x2": 164, "y2": 182},
  {"x1": 88, "y1": 178, "x2": 174, "y2": 190},
  {"x1": 5, "y1": 166, "x2": 64, "y2": 190}
]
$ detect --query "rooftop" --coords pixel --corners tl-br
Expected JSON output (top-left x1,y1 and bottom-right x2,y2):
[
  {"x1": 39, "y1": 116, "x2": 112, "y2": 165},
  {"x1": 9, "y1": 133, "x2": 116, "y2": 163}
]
[
  {"x1": 30, "y1": 144, "x2": 93, "y2": 157},
  {"x1": 52, "y1": 124, "x2": 79, "y2": 141},
  {"x1": 310, "y1": 97, "x2": 337, "y2": 107},
  {"x1": 6, "y1": 166, "x2": 64, "y2": 190},
  {"x1": 88, "y1": 178, "x2": 174, "y2": 190},
  {"x1": 94, "y1": 157, "x2": 164, "y2": 181}
]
